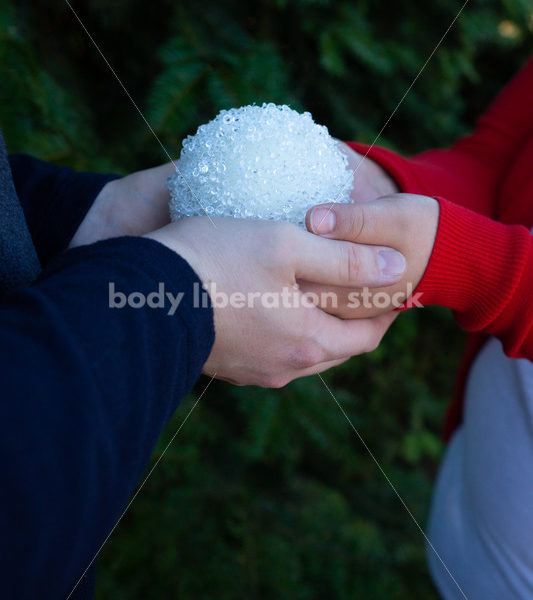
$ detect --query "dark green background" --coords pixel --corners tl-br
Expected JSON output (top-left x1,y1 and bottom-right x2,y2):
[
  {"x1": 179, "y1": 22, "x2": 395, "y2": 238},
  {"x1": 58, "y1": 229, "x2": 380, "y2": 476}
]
[{"x1": 1, "y1": 0, "x2": 532, "y2": 597}]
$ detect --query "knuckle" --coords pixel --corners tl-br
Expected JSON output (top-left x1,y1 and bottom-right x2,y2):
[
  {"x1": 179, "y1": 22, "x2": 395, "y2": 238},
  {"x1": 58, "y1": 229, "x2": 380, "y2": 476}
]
[
  {"x1": 288, "y1": 340, "x2": 325, "y2": 370},
  {"x1": 348, "y1": 206, "x2": 366, "y2": 241},
  {"x1": 365, "y1": 329, "x2": 385, "y2": 353},
  {"x1": 262, "y1": 375, "x2": 288, "y2": 389},
  {"x1": 341, "y1": 243, "x2": 362, "y2": 284},
  {"x1": 366, "y1": 338, "x2": 380, "y2": 353}
]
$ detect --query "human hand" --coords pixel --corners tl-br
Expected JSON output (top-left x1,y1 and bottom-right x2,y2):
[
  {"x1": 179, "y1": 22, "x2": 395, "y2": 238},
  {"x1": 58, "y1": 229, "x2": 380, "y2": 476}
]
[
  {"x1": 145, "y1": 217, "x2": 405, "y2": 387},
  {"x1": 300, "y1": 193, "x2": 439, "y2": 319},
  {"x1": 69, "y1": 144, "x2": 391, "y2": 249},
  {"x1": 70, "y1": 143, "x2": 393, "y2": 248},
  {"x1": 70, "y1": 162, "x2": 175, "y2": 248},
  {"x1": 337, "y1": 141, "x2": 400, "y2": 203}
]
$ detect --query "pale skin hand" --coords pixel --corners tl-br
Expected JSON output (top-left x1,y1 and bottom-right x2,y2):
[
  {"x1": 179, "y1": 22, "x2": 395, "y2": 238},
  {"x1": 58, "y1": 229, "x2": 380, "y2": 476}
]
[
  {"x1": 69, "y1": 144, "x2": 395, "y2": 246},
  {"x1": 69, "y1": 144, "x2": 393, "y2": 247},
  {"x1": 69, "y1": 162, "x2": 175, "y2": 248},
  {"x1": 298, "y1": 141, "x2": 403, "y2": 320},
  {"x1": 68, "y1": 149, "x2": 413, "y2": 369},
  {"x1": 145, "y1": 217, "x2": 405, "y2": 388},
  {"x1": 302, "y1": 193, "x2": 440, "y2": 319},
  {"x1": 67, "y1": 153, "x2": 405, "y2": 386},
  {"x1": 336, "y1": 141, "x2": 400, "y2": 202}
]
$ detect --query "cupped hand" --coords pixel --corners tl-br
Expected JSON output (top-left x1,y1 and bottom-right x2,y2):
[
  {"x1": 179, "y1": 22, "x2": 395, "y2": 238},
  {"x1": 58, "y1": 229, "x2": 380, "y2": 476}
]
[
  {"x1": 145, "y1": 217, "x2": 405, "y2": 387},
  {"x1": 70, "y1": 143, "x2": 394, "y2": 249},
  {"x1": 337, "y1": 141, "x2": 400, "y2": 203},
  {"x1": 70, "y1": 162, "x2": 175, "y2": 248},
  {"x1": 300, "y1": 193, "x2": 440, "y2": 319}
]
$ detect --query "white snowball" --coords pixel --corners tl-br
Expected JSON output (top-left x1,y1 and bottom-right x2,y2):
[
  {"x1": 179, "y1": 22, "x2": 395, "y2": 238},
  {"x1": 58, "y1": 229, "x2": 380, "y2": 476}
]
[{"x1": 167, "y1": 103, "x2": 353, "y2": 227}]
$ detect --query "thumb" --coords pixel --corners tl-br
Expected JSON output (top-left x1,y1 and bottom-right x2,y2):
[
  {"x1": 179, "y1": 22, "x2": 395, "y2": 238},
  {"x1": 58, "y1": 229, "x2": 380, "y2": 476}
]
[{"x1": 305, "y1": 196, "x2": 408, "y2": 249}]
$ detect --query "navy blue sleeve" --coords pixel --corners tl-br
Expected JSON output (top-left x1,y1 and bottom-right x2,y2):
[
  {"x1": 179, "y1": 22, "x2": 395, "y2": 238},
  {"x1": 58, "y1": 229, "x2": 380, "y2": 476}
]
[
  {"x1": 0, "y1": 236, "x2": 214, "y2": 599},
  {"x1": 8, "y1": 154, "x2": 121, "y2": 266}
]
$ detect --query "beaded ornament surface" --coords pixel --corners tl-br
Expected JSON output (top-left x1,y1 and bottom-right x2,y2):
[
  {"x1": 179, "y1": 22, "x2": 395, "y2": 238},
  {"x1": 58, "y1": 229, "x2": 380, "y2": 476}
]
[{"x1": 168, "y1": 103, "x2": 354, "y2": 227}]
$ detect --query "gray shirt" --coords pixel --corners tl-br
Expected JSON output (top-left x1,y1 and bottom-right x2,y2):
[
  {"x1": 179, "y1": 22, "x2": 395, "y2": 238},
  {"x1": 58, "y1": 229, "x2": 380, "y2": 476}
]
[{"x1": 426, "y1": 321, "x2": 533, "y2": 599}]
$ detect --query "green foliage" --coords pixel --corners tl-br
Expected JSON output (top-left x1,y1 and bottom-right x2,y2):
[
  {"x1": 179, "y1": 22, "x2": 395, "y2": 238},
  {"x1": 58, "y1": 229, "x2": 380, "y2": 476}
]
[{"x1": 1, "y1": 0, "x2": 532, "y2": 598}]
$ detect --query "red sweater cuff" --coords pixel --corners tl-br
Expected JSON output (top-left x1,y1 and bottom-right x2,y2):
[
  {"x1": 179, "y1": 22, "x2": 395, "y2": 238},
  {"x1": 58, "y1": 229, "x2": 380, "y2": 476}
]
[
  {"x1": 416, "y1": 197, "x2": 531, "y2": 330},
  {"x1": 345, "y1": 141, "x2": 533, "y2": 359}
]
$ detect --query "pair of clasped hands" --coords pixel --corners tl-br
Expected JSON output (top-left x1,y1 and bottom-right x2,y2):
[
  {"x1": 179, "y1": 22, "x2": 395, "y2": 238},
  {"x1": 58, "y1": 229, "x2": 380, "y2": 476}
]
[{"x1": 71, "y1": 144, "x2": 439, "y2": 388}]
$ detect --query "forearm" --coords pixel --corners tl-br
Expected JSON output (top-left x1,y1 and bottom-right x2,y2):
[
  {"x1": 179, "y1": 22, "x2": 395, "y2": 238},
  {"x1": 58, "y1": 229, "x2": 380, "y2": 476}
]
[{"x1": 0, "y1": 236, "x2": 214, "y2": 598}]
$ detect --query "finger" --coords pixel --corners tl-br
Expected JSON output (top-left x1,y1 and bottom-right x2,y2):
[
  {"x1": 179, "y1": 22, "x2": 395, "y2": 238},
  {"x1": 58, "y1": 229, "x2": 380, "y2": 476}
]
[
  {"x1": 312, "y1": 309, "x2": 398, "y2": 360},
  {"x1": 293, "y1": 232, "x2": 406, "y2": 288},
  {"x1": 297, "y1": 280, "x2": 407, "y2": 318},
  {"x1": 305, "y1": 195, "x2": 418, "y2": 247}
]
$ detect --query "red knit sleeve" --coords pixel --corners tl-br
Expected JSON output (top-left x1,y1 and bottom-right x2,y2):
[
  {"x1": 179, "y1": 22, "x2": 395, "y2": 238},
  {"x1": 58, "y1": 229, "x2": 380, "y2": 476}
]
[
  {"x1": 347, "y1": 56, "x2": 533, "y2": 218},
  {"x1": 416, "y1": 197, "x2": 533, "y2": 359},
  {"x1": 346, "y1": 57, "x2": 533, "y2": 359}
]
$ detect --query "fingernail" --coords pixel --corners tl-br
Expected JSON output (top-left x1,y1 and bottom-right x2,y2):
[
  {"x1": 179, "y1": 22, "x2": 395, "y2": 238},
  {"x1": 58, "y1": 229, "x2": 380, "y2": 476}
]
[
  {"x1": 378, "y1": 250, "x2": 406, "y2": 277},
  {"x1": 311, "y1": 208, "x2": 336, "y2": 234}
]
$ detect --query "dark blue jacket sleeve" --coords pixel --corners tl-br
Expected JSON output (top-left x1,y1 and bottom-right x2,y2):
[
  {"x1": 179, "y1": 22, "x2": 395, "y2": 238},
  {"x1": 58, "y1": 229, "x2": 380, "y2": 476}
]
[
  {"x1": 8, "y1": 154, "x2": 121, "y2": 266},
  {"x1": 0, "y1": 236, "x2": 214, "y2": 599}
]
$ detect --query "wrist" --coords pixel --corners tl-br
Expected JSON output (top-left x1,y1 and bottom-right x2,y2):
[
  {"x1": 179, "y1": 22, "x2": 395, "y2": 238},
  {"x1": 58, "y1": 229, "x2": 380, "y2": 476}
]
[
  {"x1": 143, "y1": 224, "x2": 197, "y2": 270},
  {"x1": 70, "y1": 163, "x2": 175, "y2": 248},
  {"x1": 69, "y1": 179, "x2": 120, "y2": 248}
]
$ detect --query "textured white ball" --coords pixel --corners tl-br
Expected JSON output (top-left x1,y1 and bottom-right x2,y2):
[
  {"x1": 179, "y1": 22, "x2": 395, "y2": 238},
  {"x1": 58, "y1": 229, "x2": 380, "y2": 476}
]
[{"x1": 167, "y1": 103, "x2": 354, "y2": 227}]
